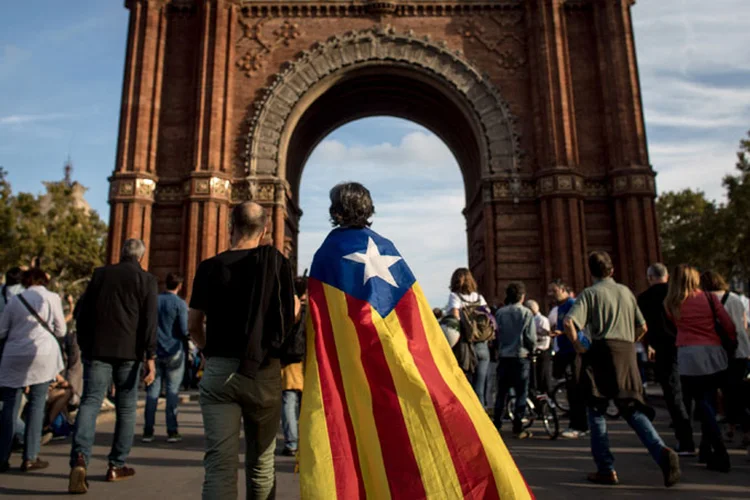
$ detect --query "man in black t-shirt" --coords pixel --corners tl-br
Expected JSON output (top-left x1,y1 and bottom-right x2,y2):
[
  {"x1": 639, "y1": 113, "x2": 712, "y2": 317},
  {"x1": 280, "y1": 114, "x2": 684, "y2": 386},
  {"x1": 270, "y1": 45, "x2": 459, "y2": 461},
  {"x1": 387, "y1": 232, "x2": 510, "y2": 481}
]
[{"x1": 188, "y1": 201, "x2": 297, "y2": 500}]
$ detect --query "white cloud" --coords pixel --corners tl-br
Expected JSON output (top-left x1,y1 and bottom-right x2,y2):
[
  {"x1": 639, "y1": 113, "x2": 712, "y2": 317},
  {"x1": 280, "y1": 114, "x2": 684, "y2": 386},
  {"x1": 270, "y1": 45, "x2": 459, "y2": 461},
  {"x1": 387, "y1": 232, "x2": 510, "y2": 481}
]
[
  {"x1": 632, "y1": 1, "x2": 750, "y2": 201},
  {"x1": 298, "y1": 128, "x2": 467, "y2": 308},
  {"x1": 0, "y1": 113, "x2": 72, "y2": 126}
]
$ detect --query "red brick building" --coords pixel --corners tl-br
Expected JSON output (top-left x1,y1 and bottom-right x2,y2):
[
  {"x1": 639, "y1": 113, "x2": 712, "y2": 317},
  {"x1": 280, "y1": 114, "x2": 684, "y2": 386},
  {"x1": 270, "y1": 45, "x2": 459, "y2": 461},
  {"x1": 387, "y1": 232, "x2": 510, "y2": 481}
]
[{"x1": 108, "y1": 0, "x2": 660, "y2": 303}]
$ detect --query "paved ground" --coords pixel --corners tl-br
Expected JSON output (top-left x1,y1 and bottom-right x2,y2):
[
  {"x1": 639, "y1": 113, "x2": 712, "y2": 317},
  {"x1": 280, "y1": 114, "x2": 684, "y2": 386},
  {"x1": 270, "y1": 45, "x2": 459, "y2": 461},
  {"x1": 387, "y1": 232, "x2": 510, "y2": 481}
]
[{"x1": 1, "y1": 394, "x2": 749, "y2": 499}]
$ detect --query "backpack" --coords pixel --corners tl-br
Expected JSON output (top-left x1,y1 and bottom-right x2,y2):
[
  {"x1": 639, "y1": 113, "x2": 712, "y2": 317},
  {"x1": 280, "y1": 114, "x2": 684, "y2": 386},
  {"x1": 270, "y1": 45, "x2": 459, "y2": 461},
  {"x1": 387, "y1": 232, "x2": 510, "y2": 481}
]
[{"x1": 459, "y1": 298, "x2": 496, "y2": 343}]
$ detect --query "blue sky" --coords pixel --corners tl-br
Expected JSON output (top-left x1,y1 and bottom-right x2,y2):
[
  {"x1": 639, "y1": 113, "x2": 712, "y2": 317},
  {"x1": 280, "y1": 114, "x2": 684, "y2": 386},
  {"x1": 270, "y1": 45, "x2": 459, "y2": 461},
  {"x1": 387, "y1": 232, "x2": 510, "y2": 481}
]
[{"x1": 1, "y1": 1, "x2": 749, "y2": 307}]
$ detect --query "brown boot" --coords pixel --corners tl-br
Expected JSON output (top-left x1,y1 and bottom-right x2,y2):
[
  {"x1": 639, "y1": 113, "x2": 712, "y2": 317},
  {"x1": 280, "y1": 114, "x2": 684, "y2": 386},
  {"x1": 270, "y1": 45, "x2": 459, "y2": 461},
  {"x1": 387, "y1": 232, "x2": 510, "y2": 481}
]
[
  {"x1": 20, "y1": 458, "x2": 49, "y2": 472},
  {"x1": 68, "y1": 454, "x2": 89, "y2": 494},
  {"x1": 587, "y1": 470, "x2": 619, "y2": 485},
  {"x1": 106, "y1": 465, "x2": 136, "y2": 482}
]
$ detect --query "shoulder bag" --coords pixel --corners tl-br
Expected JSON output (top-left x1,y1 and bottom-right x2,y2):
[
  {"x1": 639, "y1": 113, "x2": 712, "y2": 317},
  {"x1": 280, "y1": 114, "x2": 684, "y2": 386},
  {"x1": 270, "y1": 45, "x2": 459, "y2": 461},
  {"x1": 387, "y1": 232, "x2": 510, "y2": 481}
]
[
  {"x1": 705, "y1": 292, "x2": 737, "y2": 359},
  {"x1": 18, "y1": 293, "x2": 64, "y2": 358}
]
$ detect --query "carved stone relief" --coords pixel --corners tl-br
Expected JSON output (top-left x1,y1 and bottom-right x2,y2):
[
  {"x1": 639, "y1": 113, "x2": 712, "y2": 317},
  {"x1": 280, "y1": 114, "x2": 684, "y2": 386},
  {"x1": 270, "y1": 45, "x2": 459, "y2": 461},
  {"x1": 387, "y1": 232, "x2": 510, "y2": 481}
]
[
  {"x1": 236, "y1": 16, "x2": 302, "y2": 79},
  {"x1": 458, "y1": 14, "x2": 527, "y2": 73}
]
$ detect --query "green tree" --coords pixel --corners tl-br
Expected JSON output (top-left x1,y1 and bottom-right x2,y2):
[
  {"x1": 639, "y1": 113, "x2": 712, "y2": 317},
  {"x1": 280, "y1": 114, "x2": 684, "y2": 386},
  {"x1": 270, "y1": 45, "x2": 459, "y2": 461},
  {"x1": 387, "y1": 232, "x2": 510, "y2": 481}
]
[
  {"x1": 0, "y1": 173, "x2": 107, "y2": 299},
  {"x1": 656, "y1": 189, "x2": 730, "y2": 275},
  {"x1": 722, "y1": 130, "x2": 750, "y2": 282}
]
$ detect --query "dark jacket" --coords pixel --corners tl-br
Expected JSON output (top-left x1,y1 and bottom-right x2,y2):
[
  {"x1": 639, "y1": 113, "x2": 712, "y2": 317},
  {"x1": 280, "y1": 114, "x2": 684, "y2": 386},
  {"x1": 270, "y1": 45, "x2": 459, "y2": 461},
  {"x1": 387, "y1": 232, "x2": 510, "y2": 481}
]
[
  {"x1": 75, "y1": 257, "x2": 158, "y2": 361},
  {"x1": 637, "y1": 283, "x2": 676, "y2": 352}
]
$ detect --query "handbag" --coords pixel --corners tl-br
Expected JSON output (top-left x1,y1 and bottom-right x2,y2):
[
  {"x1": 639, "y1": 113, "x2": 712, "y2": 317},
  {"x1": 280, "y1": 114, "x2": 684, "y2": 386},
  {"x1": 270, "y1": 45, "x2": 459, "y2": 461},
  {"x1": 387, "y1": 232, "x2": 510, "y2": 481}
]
[{"x1": 705, "y1": 292, "x2": 737, "y2": 359}]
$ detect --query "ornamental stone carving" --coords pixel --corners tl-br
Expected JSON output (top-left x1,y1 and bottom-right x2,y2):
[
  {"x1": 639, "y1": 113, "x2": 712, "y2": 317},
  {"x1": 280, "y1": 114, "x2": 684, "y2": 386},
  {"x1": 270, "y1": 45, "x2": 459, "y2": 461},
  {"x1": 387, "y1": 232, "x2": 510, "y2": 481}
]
[
  {"x1": 458, "y1": 15, "x2": 527, "y2": 73},
  {"x1": 236, "y1": 17, "x2": 304, "y2": 79},
  {"x1": 109, "y1": 174, "x2": 158, "y2": 202},
  {"x1": 244, "y1": 26, "x2": 521, "y2": 182},
  {"x1": 187, "y1": 175, "x2": 233, "y2": 200}
]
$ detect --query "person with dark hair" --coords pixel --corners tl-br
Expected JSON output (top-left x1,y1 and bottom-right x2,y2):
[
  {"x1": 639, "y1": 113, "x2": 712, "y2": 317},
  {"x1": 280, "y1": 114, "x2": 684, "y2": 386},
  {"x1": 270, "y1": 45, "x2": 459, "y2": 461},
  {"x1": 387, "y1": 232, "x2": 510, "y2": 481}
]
[
  {"x1": 564, "y1": 251, "x2": 681, "y2": 487},
  {"x1": 328, "y1": 181, "x2": 375, "y2": 228},
  {"x1": 446, "y1": 268, "x2": 493, "y2": 407},
  {"x1": 0, "y1": 269, "x2": 66, "y2": 473},
  {"x1": 189, "y1": 201, "x2": 297, "y2": 499},
  {"x1": 548, "y1": 279, "x2": 589, "y2": 439},
  {"x1": 281, "y1": 276, "x2": 308, "y2": 457},
  {"x1": 700, "y1": 270, "x2": 750, "y2": 450},
  {"x1": 638, "y1": 263, "x2": 695, "y2": 456},
  {"x1": 0, "y1": 267, "x2": 24, "y2": 315},
  {"x1": 68, "y1": 239, "x2": 158, "y2": 494},
  {"x1": 493, "y1": 282, "x2": 537, "y2": 438},
  {"x1": 142, "y1": 273, "x2": 189, "y2": 444}
]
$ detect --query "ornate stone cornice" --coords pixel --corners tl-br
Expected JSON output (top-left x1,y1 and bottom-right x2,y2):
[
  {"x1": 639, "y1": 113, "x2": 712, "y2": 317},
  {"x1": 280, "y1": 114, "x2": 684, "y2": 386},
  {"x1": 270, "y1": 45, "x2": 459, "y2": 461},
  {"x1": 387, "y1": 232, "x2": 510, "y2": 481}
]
[
  {"x1": 231, "y1": 177, "x2": 290, "y2": 205},
  {"x1": 109, "y1": 172, "x2": 159, "y2": 203},
  {"x1": 236, "y1": 1, "x2": 523, "y2": 18},
  {"x1": 243, "y1": 25, "x2": 521, "y2": 184}
]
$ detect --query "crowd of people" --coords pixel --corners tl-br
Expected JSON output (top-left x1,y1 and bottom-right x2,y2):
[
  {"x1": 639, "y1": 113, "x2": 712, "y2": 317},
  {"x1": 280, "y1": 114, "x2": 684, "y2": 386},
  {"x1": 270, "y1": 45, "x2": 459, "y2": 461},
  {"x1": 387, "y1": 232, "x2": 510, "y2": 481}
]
[
  {"x1": 0, "y1": 180, "x2": 748, "y2": 498},
  {"x1": 438, "y1": 255, "x2": 750, "y2": 485}
]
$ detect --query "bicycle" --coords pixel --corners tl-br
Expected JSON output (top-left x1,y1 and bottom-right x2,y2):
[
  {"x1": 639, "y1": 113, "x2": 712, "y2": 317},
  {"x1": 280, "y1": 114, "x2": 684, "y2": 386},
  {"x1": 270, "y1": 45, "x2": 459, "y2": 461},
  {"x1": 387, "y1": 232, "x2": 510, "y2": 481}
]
[{"x1": 506, "y1": 352, "x2": 560, "y2": 439}]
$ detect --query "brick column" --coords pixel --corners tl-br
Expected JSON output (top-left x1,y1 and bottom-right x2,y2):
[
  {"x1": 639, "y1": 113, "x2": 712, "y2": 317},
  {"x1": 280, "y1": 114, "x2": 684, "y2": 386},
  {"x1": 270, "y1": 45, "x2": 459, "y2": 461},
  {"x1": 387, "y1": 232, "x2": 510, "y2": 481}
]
[
  {"x1": 108, "y1": 0, "x2": 167, "y2": 267},
  {"x1": 182, "y1": 0, "x2": 236, "y2": 295},
  {"x1": 594, "y1": 0, "x2": 660, "y2": 293},
  {"x1": 527, "y1": 0, "x2": 588, "y2": 292}
]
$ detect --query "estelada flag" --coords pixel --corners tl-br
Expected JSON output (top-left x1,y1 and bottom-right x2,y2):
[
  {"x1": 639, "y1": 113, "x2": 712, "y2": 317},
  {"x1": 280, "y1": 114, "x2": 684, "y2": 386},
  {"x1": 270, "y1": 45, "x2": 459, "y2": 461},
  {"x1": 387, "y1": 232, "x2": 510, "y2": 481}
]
[{"x1": 299, "y1": 227, "x2": 533, "y2": 499}]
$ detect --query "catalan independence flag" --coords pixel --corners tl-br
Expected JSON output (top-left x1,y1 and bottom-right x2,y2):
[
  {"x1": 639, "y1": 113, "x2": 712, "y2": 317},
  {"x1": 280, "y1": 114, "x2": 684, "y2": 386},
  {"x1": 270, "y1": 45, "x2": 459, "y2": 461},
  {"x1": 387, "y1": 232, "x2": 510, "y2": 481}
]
[{"x1": 299, "y1": 227, "x2": 533, "y2": 499}]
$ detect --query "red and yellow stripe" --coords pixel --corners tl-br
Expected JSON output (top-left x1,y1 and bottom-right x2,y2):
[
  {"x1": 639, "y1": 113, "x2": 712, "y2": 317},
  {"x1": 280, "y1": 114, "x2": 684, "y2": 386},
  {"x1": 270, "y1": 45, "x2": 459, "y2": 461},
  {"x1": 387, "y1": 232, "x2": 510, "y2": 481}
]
[{"x1": 299, "y1": 279, "x2": 533, "y2": 500}]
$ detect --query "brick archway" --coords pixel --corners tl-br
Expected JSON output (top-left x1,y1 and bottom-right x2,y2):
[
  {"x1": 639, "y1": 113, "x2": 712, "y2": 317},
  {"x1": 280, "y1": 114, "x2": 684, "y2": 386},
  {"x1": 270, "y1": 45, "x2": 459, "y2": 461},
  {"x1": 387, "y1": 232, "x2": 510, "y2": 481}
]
[
  {"x1": 241, "y1": 26, "x2": 521, "y2": 289},
  {"x1": 109, "y1": 0, "x2": 662, "y2": 305}
]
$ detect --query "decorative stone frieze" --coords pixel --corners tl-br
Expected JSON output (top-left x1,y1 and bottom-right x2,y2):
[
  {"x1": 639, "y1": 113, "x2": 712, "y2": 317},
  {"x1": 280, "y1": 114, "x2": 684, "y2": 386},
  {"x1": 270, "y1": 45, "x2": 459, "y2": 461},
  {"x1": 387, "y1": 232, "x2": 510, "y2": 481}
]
[
  {"x1": 535, "y1": 173, "x2": 585, "y2": 197},
  {"x1": 610, "y1": 172, "x2": 656, "y2": 196},
  {"x1": 185, "y1": 174, "x2": 233, "y2": 200},
  {"x1": 458, "y1": 15, "x2": 526, "y2": 73},
  {"x1": 237, "y1": 1, "x2": 524, "y2": 19},
  {"x1": 109, "y1": 174, "x2": 158, "y2": 203},
  {"x1": 244, "y1": 25, "x2": 521, "y2": 180}
]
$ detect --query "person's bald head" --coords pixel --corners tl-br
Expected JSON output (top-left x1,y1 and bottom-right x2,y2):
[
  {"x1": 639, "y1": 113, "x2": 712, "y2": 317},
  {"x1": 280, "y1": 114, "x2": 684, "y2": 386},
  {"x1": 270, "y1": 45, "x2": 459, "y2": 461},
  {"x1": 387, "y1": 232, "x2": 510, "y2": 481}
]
[{"x1": 230, "y1": 202, "x2": 267, "y2": 244}]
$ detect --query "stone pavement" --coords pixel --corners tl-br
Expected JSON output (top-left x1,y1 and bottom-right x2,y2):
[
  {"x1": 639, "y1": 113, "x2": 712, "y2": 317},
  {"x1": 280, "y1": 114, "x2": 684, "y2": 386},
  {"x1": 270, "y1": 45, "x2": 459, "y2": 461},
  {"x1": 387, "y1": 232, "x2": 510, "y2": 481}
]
[{"x1": 1, "y1": 395, "x2": 749, "y2": 499}]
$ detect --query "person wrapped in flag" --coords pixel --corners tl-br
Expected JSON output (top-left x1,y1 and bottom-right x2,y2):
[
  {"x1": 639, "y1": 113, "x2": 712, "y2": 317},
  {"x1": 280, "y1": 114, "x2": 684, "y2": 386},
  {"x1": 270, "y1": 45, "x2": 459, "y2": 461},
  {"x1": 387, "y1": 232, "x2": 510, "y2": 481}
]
[{"x1": 299, "y1": 182, "x2": 533, "y2": 499}]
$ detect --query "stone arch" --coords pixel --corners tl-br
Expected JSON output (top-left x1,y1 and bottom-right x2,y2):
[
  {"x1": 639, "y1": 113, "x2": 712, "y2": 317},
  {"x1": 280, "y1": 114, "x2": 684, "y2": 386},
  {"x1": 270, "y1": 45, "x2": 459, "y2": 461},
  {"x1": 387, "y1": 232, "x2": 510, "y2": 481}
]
[{"x1": 243, "y1": 26, "x2": 521, "y2": 194}]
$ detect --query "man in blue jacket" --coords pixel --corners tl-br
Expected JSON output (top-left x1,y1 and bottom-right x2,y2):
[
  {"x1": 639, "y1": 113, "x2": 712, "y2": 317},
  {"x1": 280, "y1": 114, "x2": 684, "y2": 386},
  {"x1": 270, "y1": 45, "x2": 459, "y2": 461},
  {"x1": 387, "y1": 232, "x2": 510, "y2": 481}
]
[
  {"x1": 142, "y1": 273, "x2": 189, "y2": 444},
  {"x1": 549, "y1": 279, "x2": 589, "y2": 439}
]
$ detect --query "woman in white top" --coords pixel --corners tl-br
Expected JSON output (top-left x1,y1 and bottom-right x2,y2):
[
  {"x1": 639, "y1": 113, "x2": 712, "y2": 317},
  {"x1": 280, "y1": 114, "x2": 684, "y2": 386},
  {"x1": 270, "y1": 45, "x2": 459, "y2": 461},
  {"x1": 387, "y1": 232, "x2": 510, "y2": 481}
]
[
  {"x1": 0, "y1": 269, "x2": 66, "y2": 473},
  {"x1": 446, "y1": 268, "x2": 490, "y2": 407},
  {"x1": 701, "y1": 271, "x2": 750, "y2": 448}
]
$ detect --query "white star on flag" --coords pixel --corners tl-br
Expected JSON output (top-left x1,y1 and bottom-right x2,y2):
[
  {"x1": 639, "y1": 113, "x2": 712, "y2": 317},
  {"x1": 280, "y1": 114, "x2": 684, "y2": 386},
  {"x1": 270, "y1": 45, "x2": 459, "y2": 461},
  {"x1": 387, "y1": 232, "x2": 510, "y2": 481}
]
[{"x1": 343, "y1": 237, "x2": 403, "y2": 288}]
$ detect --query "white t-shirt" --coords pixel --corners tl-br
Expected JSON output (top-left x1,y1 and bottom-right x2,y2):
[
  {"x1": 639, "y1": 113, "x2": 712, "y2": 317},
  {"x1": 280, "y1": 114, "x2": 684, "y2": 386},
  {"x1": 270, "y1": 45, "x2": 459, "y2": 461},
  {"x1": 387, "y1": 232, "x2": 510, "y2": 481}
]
[
  {"x1": 446, "y1": 292, "x2": 487, "y2": 313},
  {"x1": 534, "y1": 313, "x2": 552, "y2": 351},
  {"x1": 715, "y1": 291, "x2": 750, "y2": 359}
]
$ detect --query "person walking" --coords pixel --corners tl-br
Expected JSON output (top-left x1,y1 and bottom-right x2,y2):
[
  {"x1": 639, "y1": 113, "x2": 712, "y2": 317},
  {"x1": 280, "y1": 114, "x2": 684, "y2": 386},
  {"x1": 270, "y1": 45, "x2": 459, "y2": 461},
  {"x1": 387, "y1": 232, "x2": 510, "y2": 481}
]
[
  {"x1": 493, "y1": 282, "x2": 537, "y2": 439},
  {"x1": 68, "y1": 239, "x2": 158, "y2": 494},
  {"x1": 548, "y1": 279, "x2": 589, "y2": 439},
  {"x1": 281, "y1": 276, "x2": 307, "y2": 457},
  {"x1": 700, "y1": 271, "x2": 749, "y2": 451},
  {"x1": 0, "y1": 269, "x2": 66, "y2": 473},
  {"x1": 637, "y1": 263, "x2": 695, "y2": 455},
  {"x1": 564, "y1": 251, "x2": 681, "y2": 487},
  {"x1": 189, "y1": 201, "x2": 297, "y2": 500},
  {"x1": 142, "y1": 273, "x2": 189, "y2": 444},
  {"x1": 446, "y1": 268, "x2": 494, "y2": 407}
]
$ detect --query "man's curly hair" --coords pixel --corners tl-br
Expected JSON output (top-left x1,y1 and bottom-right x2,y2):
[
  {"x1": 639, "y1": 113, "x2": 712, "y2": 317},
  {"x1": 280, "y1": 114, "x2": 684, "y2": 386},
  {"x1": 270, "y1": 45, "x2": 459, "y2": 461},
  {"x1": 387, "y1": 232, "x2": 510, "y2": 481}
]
[{"x1": 329, "y1": 182, "x2": 375, "y2": 228}]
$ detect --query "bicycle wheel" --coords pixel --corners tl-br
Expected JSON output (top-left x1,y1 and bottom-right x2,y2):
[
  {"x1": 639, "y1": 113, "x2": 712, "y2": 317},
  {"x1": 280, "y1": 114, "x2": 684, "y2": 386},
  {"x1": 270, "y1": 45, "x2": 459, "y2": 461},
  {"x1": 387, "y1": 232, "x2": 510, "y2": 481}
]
[
  {"x1": 506, "y1": 398, "x2": 534, "y2": 429},
  {"x1": 552, "y1": 381, "x2": 569, "y2": 415},
  {"x1": 540, "y1": 399, "x2": 560, "y2": 439}
]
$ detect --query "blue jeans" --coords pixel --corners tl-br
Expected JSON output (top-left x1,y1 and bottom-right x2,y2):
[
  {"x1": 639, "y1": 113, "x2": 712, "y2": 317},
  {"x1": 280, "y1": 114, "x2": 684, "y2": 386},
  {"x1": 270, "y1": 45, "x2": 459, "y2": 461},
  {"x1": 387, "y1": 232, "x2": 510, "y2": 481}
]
[
  {"x1": 588, "y1": 405, "x2": 665, "y2": 473},
  {"x1": 144, "y1": 350, "x2": 185, "y2": 436},
  {"x1": 493, "y1": 357, "x2": 531, "y2": 433},
  {"x1": 472, "y1": 342, "x2": 491, "y2": 407},
  {"x1": 282, "y1": 390, "x2": 301, "y2": 451},
  {"x1": 70, "y1": 359, "x2": 141, "y2": 468},
  {"x1": 0, "y1": 383, "x2": 50, "y2": 463}
]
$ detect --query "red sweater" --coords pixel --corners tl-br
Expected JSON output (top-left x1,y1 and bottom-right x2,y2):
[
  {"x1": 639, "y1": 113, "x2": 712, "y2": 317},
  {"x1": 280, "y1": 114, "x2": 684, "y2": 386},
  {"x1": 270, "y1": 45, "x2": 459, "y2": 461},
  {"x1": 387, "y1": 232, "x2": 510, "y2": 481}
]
[{"x1": 674, "y1": 291, "x2": 737, "y2": 347}]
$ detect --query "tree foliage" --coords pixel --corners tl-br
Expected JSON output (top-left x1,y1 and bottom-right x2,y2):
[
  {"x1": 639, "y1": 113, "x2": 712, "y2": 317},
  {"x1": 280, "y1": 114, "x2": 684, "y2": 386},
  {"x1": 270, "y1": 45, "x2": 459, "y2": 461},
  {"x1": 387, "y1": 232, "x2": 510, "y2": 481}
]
[
  {"x1": 0, "y1": 169, "x2": 107, "y2": 299},
  {"x1": 657, "y1": 129, "x2": 750, "y2": 285}
]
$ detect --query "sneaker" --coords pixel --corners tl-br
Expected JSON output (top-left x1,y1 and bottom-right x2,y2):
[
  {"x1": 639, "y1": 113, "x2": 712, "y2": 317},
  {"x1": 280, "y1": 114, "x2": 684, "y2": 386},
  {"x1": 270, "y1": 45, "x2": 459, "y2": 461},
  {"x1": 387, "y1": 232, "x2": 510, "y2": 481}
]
[
  {"x1": 166, "y1": 432, "x2": 182, "y2": 443},
  {"x1": 513, "y1": 430, "x2": 533, "y2": 440},
  {"x1": 587, "y1": 470, "x2": 619, "y2": 485},
  {"x1": 659, "y1": 447, "x2": 681, "y2": 487},
  {"x1": 282, "y1": 447, "x2": 297, "y2": 457},
  {"x1": 41, "y1": 431, "x2": 54, "y2": 446},
  {"x1": 106, "y1": 464, "x2": 136, "y2": 482},
  {"x1": 141, "y1": 433, "x2": 154, "y2": 443},
  {"x1": 561, "y1": 428, "x2": 586, "y2": 439}
]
